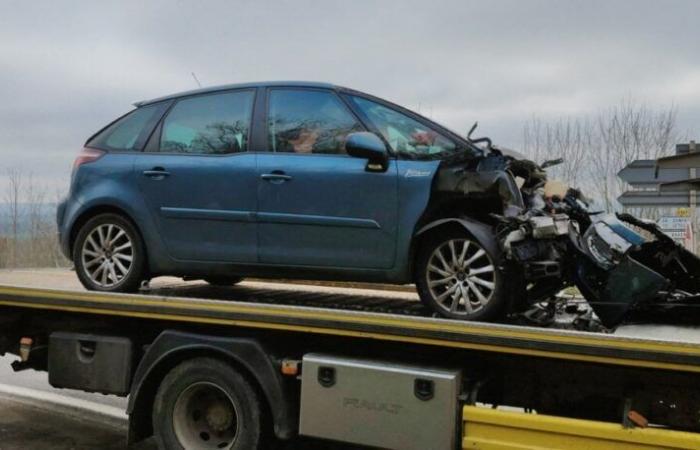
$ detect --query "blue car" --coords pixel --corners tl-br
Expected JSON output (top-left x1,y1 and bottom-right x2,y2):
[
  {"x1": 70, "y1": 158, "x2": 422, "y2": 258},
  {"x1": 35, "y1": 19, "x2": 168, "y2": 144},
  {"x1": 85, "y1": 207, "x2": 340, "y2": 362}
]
[{"x1": 58, "y1": 81, "x2": 511, "y2": 321}]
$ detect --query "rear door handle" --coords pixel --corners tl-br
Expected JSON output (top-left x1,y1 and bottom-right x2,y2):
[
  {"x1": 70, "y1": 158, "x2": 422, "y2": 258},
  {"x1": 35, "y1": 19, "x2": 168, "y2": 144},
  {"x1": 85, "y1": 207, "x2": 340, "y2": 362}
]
[
  {"x1": 261, "y1": 172, "x2": 292, "y2": 183},
  {"x1": 143, "y1": 167, "x2": 170, "y2": 179}
]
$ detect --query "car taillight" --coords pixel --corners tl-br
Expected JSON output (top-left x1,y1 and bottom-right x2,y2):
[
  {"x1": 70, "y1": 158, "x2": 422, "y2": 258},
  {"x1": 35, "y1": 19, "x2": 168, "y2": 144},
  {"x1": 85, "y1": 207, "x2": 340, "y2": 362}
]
[{"x1": 72, "y1": 148, "x2": 105, "y2": 172}]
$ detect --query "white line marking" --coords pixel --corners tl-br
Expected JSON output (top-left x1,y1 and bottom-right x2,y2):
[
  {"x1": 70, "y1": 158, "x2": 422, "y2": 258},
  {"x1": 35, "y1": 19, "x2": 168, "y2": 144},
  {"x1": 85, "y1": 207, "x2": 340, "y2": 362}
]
[{"x1": 0, "y1": 382, "x2": 127, "y2": 421}]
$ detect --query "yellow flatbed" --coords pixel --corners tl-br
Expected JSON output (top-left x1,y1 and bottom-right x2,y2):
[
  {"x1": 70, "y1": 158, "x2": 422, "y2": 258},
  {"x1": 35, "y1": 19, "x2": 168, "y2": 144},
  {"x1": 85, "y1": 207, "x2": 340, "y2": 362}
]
[
  {"x1": 0, "y1": 270, "x2": 698, "y2": 373},
  {"x1": 1, "y1": 269, "x2": 699, "y2": 449}
]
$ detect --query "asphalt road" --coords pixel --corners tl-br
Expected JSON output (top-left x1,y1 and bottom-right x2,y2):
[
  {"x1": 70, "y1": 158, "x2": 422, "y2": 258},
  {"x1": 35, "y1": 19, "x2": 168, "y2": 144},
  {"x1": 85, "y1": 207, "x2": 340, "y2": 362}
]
[
  {"x1": 0, "y1": 392, "x2": 139, "y2": 450},
  {"x1": 0, "y1": 354, "x2": 145, "y2": 449},
  {"x1": 0, "y1": 354, "x2": 127, "y2": 410},
  {"x1": 0, "y1": 354, "x2": 368, "y2": 449}
]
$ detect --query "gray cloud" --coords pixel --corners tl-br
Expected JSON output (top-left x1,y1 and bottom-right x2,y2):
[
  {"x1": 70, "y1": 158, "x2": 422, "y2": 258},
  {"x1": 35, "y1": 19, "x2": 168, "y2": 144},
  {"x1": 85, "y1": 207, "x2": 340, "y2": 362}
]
[{"x1": 1, "y1": 0, "x2": 699, "y2": 192}]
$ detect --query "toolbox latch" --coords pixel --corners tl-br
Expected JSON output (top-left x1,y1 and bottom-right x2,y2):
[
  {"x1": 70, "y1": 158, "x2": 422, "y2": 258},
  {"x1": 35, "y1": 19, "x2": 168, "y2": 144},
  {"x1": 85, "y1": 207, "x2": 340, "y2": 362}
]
[
  {"x1": 78, "y1": 340, "x2": 97, "y2": 362},
  {"x1": 414, "y1": 378, "x2": 434, "y2": 401},
  {"x1": 318, "y1": 366, "x2": 336, "y2": 388}
]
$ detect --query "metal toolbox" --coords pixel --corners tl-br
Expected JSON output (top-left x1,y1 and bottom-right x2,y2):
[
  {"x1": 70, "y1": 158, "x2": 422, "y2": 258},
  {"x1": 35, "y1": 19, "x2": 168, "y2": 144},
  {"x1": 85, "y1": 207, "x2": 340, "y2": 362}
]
[
  {"x1": 48, "y1": 332, "x2": 133, "y2": 395},
  {"x1": 299, "y1": 353, "x2": 462, "y2": 450}
]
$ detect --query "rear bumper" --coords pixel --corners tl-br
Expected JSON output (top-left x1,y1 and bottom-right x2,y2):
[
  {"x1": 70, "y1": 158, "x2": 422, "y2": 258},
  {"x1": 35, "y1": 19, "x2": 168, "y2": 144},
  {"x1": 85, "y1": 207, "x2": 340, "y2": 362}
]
[{"x1": 55, "y1": 198, "x2": 71, "y2": 259}]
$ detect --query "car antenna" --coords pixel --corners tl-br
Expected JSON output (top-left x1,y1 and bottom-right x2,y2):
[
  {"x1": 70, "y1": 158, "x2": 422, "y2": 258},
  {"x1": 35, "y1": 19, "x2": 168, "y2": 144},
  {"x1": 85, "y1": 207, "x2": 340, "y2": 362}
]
[{"x1": 191, "y1": 72, "x2": 202, "y2": 88}]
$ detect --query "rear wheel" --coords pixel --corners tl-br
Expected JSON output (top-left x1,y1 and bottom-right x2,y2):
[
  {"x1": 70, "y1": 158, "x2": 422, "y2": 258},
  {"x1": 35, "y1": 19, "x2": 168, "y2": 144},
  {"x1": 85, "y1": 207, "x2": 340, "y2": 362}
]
[
  {"x1": 73, "y1": 213, "x2": 145, "y2": 292},
  {"x1": 415, "y1": 229, "x2": 506, "y2": 321},
  {"x1": 153, "y1": 358, "x2": 264, "y2": 450}
]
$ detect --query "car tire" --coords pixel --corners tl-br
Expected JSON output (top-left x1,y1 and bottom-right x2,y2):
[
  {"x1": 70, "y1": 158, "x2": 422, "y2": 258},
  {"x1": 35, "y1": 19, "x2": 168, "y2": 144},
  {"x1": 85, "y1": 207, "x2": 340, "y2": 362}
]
[
  {"x1": 153, "y1": 358, "x2": 265, "y2": 450},
  {"x1": 415, "y1": 229, "x2": 507, "y2": 321},
  {"x1": 204, "y1": 277, "x2": 244, "y2": 286},
  {"x1": 73, "y1": 213, "x2": 146, "y2": 293}
]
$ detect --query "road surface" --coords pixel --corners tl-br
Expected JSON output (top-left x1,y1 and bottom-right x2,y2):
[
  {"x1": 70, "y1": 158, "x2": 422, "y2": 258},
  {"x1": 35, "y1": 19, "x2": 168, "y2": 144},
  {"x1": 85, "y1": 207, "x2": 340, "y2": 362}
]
[{"x1": 0, "y1": 353, "x2": 366, "y2": 449}]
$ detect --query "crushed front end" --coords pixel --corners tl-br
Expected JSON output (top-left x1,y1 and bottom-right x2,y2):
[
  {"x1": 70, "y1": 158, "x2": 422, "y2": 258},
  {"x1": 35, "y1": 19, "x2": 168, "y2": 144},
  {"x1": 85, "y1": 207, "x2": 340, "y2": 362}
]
[
  {"x1": 433, "y1": 138, "x2": 700, "y2": 329},
  {"x1": 495, "y1": 154, "x2": 700, "y2": 329}
]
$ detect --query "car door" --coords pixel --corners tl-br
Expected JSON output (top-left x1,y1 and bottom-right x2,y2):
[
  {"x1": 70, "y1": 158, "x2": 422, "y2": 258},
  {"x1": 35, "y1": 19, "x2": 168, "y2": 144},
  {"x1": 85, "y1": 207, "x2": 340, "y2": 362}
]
[
  {"x1": 343, "y1": 93, "x2": 467, "y2": 273},
  {"x1": 134, "y1": 89, "x2": 258, "y2": 263},
  {"x1": 257, "y1": 88, "x2": 399, "y2": 269}
]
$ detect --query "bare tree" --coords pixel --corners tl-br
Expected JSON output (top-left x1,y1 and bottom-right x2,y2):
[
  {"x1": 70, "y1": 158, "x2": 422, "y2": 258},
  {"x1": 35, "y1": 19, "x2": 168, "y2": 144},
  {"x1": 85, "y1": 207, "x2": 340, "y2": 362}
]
[
  {"x1": 25, "y1": 174, "x2": 56, "y2": 267},
  {"x1": 591, "y1": 97, "x2": 678, "y2": 216},
  {"x1": 523, "y1": 116, "x2": 595, "y2": 189},
  {"x1": 0, "y1": 169, "x2": 69, "y2": 269},
  {"x1": 4, "y1": 169, "x2": 23, "y2": 267},
  {"x1": 522, "y1": 98, "x2": 679, "y2": 218}
]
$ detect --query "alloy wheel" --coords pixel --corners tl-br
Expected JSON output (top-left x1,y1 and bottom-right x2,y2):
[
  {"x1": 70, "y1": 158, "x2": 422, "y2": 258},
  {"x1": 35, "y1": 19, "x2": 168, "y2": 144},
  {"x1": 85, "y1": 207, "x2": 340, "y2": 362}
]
[
  {"x1": 80, "y1": 223, "x2": 133, "y2": 288},
  {"x1": 425, "y1": 238, "x2": 496, "y2": 316}
]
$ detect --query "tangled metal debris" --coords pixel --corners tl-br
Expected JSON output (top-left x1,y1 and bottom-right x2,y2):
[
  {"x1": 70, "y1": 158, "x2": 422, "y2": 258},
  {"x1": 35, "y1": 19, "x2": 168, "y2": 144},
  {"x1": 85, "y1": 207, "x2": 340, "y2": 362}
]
[{"x1": 455, "y1": 125, "x2": 700, "y2": 330}]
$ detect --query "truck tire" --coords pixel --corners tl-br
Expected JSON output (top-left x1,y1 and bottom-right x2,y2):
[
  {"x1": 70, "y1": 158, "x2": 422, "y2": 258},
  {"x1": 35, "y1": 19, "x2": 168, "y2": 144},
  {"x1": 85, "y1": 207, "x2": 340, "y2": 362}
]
[
  {"x1": 153, "y1": 357, "x2": 264, "y2": 450},
  {"x1": 415, "y1": 229, "x2": 506, "y2": 321},
  {"x1": 73, "y1": 213, "x2": 146, "y2": 293}
]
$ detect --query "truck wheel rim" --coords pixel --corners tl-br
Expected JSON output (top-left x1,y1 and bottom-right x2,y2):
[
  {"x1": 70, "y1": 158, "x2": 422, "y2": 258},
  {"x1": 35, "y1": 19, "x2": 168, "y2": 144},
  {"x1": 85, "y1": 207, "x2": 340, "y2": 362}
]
[
  {"x1": 426, "y1": 238, "x2": 495, "y2": 316},
  {"x1": 173, "y1": 382, "x2": 239, "y2": 450},
  {"x1": 81, "y1": 223, "x2": 133, "y2": 288}
]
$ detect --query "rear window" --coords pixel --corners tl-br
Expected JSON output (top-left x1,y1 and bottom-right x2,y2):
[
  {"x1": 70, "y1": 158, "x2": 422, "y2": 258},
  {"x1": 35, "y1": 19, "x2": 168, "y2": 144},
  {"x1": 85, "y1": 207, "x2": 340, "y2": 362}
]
[{"x1": 88, "y1": 104, "x2": 162, "y2": 152}]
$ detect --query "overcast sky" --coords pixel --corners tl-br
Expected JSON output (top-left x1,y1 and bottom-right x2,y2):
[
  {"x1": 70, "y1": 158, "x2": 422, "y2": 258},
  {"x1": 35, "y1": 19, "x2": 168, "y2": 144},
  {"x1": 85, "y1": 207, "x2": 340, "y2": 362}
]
[{"x1": 1, "y1": 0, "x2": 700, "y2": 195}]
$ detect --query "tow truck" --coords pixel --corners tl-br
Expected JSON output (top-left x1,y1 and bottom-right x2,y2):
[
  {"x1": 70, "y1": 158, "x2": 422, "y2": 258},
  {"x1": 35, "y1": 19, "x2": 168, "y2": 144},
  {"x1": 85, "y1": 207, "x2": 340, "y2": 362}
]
[{"x1": 0, "y1": 270, "x2": 699, "y2": 449}]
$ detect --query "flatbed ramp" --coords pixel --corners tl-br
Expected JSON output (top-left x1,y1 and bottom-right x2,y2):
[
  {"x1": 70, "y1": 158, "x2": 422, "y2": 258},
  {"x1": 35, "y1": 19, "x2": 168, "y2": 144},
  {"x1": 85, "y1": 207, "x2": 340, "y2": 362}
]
[{"x1": 0, "y1": 271, "x2": 698, "y2": 373}]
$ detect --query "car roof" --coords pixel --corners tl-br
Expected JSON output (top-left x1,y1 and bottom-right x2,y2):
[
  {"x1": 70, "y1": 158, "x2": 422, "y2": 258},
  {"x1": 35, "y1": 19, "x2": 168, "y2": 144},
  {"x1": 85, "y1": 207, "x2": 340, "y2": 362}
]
[{"x1": 135, "y1": 81, "x2": 347, "y2": 106}]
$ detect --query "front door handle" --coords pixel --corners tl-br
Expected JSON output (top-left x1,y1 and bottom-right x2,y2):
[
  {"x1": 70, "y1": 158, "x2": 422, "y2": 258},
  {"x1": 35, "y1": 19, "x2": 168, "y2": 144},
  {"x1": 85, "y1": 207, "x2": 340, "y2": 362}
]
[
  {"x1": 143, "y1": 167, "x2": 170, "y2": 179},
  {"x1": 261, "y1": 171, "x2": 292, "y2": 184}
]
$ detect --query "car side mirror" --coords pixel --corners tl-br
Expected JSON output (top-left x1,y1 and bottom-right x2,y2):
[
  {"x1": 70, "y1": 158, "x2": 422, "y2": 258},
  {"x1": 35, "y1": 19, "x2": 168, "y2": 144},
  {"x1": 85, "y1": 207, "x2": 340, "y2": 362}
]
[{"x1": 345, "y1": 132, "x2": 389, "y2": 172}]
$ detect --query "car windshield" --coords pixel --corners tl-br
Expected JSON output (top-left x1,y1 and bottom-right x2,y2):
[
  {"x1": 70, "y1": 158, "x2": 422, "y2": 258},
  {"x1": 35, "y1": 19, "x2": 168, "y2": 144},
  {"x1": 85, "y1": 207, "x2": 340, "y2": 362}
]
[{"x1": 348, "y1": 96, "x2": 478, "y2": 160}]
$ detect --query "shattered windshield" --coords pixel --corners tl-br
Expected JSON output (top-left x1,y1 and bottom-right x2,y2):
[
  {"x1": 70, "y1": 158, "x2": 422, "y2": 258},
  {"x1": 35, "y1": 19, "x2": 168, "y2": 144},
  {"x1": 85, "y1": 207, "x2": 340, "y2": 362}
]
[{"x1": 349, "y1": 95, "x2": 475, "y2": 160}]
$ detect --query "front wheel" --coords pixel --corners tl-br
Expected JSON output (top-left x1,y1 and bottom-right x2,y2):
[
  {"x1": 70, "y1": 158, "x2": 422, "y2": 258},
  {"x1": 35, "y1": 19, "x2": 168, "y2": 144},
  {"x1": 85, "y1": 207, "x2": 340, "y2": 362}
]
[{"x1": 415, "y1": 230, "x2": 506, "y2": 321}]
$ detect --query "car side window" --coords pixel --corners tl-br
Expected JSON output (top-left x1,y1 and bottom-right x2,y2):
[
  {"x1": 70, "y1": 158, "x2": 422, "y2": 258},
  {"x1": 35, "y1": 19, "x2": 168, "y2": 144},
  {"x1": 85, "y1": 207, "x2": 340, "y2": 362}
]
[
  {"x1": 349, "y1": 96, "x2": 456, "y2": 157},
  {"x1": 160, "y1": 90, "x2": 254, "y2": 154},
  {"x1": 268, "y1": 89, "x2": 363, "y2": 155},
  {"x1": 88, "y1": 104, "x2": 162, "y2": 152}
]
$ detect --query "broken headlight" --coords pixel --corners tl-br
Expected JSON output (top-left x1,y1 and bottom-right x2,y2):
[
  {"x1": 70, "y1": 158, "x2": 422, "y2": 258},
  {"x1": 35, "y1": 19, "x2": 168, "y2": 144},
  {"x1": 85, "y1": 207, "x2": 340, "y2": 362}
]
[{"x1": 583, "y1": 215, "x2": 646, "y2": 269}]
